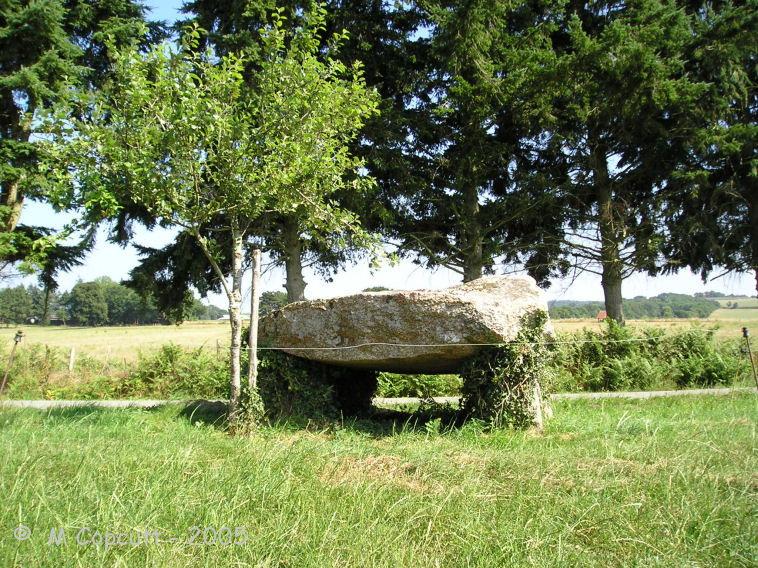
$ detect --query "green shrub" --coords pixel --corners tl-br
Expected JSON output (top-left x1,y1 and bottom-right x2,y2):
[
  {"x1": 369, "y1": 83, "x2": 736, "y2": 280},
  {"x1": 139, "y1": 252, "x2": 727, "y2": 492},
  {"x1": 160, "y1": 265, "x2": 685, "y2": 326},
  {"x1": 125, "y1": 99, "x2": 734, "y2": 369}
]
[
  {"x1": 256, "y1": 351, "x2": 378, "y2": 422},
  {"x1": 546, "y1": 323, "x2": 746, "y2": 392},
  {"x1": 541, "y1": 364, "x2": 579, "y2": 394},
  {"x1": 599, "y1": 356, "x2": 661, "y2": 392},
  {"x1": 573, "y1": 361, "x2": 604, "y2": 392},
  {"x1": 674, "y1": 353, "x2": 744, "y2": 388},
  {"x1": 660, "y1": 328, "x2": 716, "y2": 360},
  {"x1": 121, "y1": 343, "x2": 228, "y2": 399},
  {"x1": 375, "y1": 372, "x2": 462, "y2": 398}
]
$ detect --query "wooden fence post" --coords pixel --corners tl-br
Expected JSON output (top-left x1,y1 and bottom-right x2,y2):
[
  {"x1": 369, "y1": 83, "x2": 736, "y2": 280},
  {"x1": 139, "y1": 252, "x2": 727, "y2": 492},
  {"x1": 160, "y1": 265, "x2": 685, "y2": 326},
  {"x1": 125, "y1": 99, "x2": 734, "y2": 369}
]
[{"x1": 743, "y1": 328, "x2": 758, "y2": 395}]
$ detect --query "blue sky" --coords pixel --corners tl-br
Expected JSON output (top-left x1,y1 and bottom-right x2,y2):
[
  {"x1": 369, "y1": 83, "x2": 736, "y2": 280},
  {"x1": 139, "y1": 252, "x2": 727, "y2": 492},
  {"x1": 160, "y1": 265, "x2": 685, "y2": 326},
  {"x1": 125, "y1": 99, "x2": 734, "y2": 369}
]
[
  {"x1": 12, "y1": 1, "x2": 757, "y2": 304},
  {"x1": 148, "y1": 1, "x2": 183, "y2": 25}
]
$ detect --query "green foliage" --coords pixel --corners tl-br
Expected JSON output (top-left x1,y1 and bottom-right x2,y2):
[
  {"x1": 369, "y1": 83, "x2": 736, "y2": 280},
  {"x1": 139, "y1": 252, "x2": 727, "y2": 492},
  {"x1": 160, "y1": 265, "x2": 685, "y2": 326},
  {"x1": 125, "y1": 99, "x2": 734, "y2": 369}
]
[
  {"x1": 659, "y1": 328, "x2": 747, "y2": 388},
  {"x1": 553, "y1": 322, "x2": 667, "y2": 392},
  {"x1": 375, "y1": 372, "x2": 462, "y2": 398},
  {"x1": 0, "y1": 285, "x2": 33, "y2": 324},
  {"x1": 40, "y1": 5, "x2": 381, "y2": 419},
  {"x1": 259, "y1": 291, "x2": 289, "y2": 315},
  {"x1": 674, "y1": 353, "x2": 743, "y2": 388},
  {"x1": 544, "y1": 0, "x2": 711, "y2": 321},
  {"x1": 41, "y1": 8, "x2": 380, "y2": 249},
  {"x1": 459, "y1": 311, "x2": 550, "y2": 429},
  {"x1": 255, "y1": 350, "x2": 378, "y2": 422},
  {"x1": 1, "y1": 341, "x2": 227, "y2": 400},
  {"x1": 68, "y1": 281, "x2": 108, "y2": 326},
  {"x1": 549, "y1": 294, "x2": 722, "y2": 319},
  {"x1": 1, "y1": 341, "x2": 118, "y2": 399},
  {"x1": 373, "y1": 0, "x2": 565, "y2": 282},
  {"x1": 123, "y1": 344, "x2": 229, "y2": 399},
  {"x1": 0, "y1": 0, "x2": 159, "y2": 279},
  {"x1": 185, "y1": 299, "x2": 226, "y2": 321},
  {"x1": 662, "y1": 0, "x2": 758, "y2": 294},
  {"x1": 583, "y1": 356, "x2": 661, "y2": 392},
  {"x1": 0, "y1": 277, "x2": 223, "y2": 327},
  {"x1": 550, "y1": 322, "x2": 749, "y2": 391},
  {"x1": 256, "y1": 350, "x2": 339, "y2": 422},
  {"x1": 123, "y1": 1, "x2": 385, "y2": 323}
]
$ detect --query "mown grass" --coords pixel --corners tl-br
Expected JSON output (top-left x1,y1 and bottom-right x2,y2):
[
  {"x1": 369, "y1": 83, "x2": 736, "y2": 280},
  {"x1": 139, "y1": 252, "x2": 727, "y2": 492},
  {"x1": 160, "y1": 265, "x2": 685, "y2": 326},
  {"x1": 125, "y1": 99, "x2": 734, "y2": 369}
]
[
  {"x1": 0, "y1": 321, "x2": 230, "y2": 362},
  {"x1": 715, "y1": 298, "x2": 758, "y2": 309},
  {"x1": 552, "y1": 315, "x2": 758, "y2": 337},
  {"x1": 1, "y1": 394, "x2": 756, "y2": 567},
  {"x1": 709, "y1": 307, "x2": 758, "y2": 322}
]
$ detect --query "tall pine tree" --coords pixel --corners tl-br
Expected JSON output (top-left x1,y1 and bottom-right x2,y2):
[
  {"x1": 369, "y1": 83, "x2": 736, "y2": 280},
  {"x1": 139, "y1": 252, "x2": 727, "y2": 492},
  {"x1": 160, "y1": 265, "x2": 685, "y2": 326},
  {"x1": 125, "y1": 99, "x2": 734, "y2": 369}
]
[
  {"x1": 365, "y1": 0, "x2": 566, "y2": 283},
  {"x1": 0, "y1": 0, "x2": 161, "y2": 279},
  {"x1": 528, "y1": 0, "x2": 708, "y2": 323},
  {"x1": 663, "y1": 0, "x2": 758, "y2": 295}
]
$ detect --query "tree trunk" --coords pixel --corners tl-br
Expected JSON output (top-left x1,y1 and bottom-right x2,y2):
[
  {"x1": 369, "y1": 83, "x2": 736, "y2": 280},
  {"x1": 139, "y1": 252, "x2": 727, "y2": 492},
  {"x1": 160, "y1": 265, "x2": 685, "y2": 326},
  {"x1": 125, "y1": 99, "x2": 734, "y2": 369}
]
[
  {"x1": 227, "y1": 229, "x2": 244, "y2": 422},
  {"x1": 462, "y1": 181, "x2": 483, "y2": 283},
  {"x1": 248, "y1": 248, "x2": 261, "y2": 392},
  {"x1": 1, "y1": 127, "x2": 29, "y2": 235},
  {"x1": 192, "y1": 225, "x2": 246, "y2": 425},
  {"x1": 750, "y1": 190, "x2": 758, "y2": 297},
  {"x1": 282, "y1": 217, "x2": 306, "y2": 301},
  {"x1": 601, "y1": 254, "x2": 625, "y2": 325},
  {"x1": 592, "y1": 144, "x2": 625, "y2": 325},
  {"x1": 0, "y1": 181, "x2": 24, "y2": 235},
  {"x1": 41, "y1": 285, "x2": 51, "y2": 326}
]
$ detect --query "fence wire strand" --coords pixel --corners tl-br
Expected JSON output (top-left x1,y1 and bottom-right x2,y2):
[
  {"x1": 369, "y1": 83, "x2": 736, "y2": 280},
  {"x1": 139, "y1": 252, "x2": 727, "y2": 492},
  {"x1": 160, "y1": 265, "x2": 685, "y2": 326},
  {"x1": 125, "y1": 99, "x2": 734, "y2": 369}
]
[{"x1": 222, "y1": 330, "x2": 713, "y2": 352}]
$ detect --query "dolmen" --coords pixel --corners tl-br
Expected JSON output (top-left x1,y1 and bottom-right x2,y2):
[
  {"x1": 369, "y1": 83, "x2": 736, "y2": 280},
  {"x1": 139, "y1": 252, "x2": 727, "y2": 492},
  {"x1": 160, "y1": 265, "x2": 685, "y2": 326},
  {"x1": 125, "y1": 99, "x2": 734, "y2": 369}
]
[{"x1": 259, "y1": 275, "x2": 551, "y2": 373}]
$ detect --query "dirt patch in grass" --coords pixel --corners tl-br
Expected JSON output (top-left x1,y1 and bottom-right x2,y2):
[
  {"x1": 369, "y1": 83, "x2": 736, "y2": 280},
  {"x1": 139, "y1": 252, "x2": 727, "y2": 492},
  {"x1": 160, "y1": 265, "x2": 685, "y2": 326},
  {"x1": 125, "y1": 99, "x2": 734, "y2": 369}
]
[
  {"x1": 443, "y1": 450, "x2": 490, "y2": 472},
  {"x1": 273, "y1": 430, "x2": 334, "y2": 446},
  {"x1": 320, "y1": 454, "x2": 442, "y2": 493},
  {"x1": 708, "y1": 472, "x2": 758, "y2": 493}
]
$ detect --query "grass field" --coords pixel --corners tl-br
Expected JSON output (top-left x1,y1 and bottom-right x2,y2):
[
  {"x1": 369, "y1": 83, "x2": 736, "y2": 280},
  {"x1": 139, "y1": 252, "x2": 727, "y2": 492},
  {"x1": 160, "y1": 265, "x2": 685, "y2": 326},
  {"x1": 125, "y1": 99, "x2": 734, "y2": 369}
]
[
  {"x1": 1, "y1": 394, "x2": 756, "y2": 567},
  {"x1": 716, "y1": 297, "x2": 758, "y2": 309},
  {"x1": 552, "y1": 308, "x2": 758, "y2": 338}
]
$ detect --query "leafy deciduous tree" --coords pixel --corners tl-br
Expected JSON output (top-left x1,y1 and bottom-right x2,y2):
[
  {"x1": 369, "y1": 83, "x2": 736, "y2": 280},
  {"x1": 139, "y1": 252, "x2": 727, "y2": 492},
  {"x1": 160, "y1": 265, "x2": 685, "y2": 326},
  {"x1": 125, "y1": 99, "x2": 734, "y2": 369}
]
[
  {"x1": 68, "y1": 280, "x2": 108, "y2": 326},
  {"x1": 42, "y1": 9, "x2": 379, "y2": 420},
  {"x1": 0, "y1": 285, "x2": 33, "y2": 325}
]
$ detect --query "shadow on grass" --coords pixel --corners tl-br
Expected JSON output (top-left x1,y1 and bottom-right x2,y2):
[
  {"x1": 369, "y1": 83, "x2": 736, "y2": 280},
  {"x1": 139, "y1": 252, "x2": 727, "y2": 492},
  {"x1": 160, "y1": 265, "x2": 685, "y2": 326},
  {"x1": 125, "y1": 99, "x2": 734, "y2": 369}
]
[
  {"x1": 255, "y1": 402, "x2": 467, "y2": 438},
  {"x1": 4, "y1": 400, "x2": 468, "y2": 437},
  {"x1": 345, "y1": 403, "x2": 465, "y2": 437},
  {"x1": 178, "y1": 400, "x2": 228, "y2": 428},
  {"x1": 170, "y1": 399, "x2": 466, "y2": 437},
  {"x1": 4, "y1": 401, "x2": 229, "y2": 429},
  {"x1": 7, "y1": 404, "x2": 166, "y2": 423}
]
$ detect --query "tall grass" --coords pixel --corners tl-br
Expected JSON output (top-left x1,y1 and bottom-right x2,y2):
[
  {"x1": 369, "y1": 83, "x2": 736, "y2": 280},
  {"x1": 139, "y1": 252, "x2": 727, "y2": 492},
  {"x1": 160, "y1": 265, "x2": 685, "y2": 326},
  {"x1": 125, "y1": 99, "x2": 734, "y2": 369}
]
[
  {"x1": 1, "y1": 343, "x2": 228, "y2": 400},
  {"x1": 1, "y1": 394, "x2": 756, "y2": 566}
]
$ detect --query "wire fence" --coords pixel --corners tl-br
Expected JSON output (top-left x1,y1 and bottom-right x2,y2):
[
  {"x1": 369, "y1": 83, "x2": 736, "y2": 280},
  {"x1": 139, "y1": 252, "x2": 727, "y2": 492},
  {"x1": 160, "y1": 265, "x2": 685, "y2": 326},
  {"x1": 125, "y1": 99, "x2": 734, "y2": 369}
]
[
  {"x1": 245, "y1": 335, "x2": 685, "y2": 351},
  {"x1": 0, "y1": 325, "x2": 735, "y2": 364}
]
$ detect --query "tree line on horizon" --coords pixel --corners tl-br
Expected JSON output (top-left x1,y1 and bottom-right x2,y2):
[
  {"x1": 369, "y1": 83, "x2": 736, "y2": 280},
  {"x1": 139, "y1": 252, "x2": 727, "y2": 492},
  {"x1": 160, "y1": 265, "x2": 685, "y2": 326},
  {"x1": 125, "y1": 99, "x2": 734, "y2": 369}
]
[
  {"x1": 1, "y1": 0, "x2": 756, "y2": 330},
  {"x1": 548, "y1": 293, "x2": 722, "y2": 320},
  {"x1": 0, "y1": 277, "x2": 226, "y2": 327}
]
